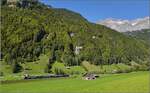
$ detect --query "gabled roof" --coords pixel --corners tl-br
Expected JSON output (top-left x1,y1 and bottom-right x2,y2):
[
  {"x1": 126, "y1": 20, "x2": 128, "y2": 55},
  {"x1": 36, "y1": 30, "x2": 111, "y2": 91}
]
[{"x1": 83, "y1": 73, "x2": 96, "y2": 77}]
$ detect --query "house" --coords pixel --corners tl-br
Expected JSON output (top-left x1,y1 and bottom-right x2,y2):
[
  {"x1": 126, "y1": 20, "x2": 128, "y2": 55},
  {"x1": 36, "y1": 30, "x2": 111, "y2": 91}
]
[
  {"x1": 75, "y1": 46, "x2": 83, "y2": 55},
  {"x1": 83, "y1": 73, "x2": 99, "y2": 80}
]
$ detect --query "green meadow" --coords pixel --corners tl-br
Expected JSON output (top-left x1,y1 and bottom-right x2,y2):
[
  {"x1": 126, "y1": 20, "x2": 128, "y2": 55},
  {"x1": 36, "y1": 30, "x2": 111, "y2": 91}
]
[{"x1": 1, "y1": 71, "x2": 149, "y2": 93}]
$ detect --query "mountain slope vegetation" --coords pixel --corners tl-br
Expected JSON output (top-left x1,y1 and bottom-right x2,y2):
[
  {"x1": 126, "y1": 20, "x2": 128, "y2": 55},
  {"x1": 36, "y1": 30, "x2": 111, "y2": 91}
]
[
  {"x1": 1, "y1": 0, "x2": 150, "y2": 74},
  {"x1": 124, "y1": 29, "x2": 150, "y2": 44}
]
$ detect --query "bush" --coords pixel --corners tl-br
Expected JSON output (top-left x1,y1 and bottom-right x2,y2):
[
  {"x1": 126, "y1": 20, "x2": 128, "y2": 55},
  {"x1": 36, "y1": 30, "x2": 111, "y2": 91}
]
[
  {"x1": 81, "y1": 61, "x2": 99, "y2": 72},
  {"x1": 54, "y1": 68, "x2": 66, "y2": 75},
  {"x1": 115, "y1": 63, "x2": 132, "y2": 73},
  {"x1": 138, "y1": 61, "x2": 150, "y2": 71},
  {"x1": 69, "y1": 66, "x2": 86, "y2": 75},
  {"x1": 81, "y1": 61, "x2": 89, "y2": 71},
  {"x1": 101, "y1": 64, "x2": 118, "y2": 74},
  {"x1": 81, "y1": 61, "x2": 105, "y2": 74},
  {"x1": 44, "y1": 64, "x2": 51, "y2": 73},
  {"x1": 130, "y1": 61, "x2": 141, "y2": 71},
  {"x1": 51, "y1": 62, "x2": 85, "y2": 75},
  {"x1": 139, "y1": 65, "x2": 149, "y2": 71},
  {"x1": 51, "y1": 62, "x2": 67, "y2": 75},
  {"x1": 12, "y1": 62, "x2": 22, "y2": 73},
  {"x1": 0, "y1": 72, "x2": 4, "y2": 76},
  {"x1": 100, "y1": 63, "x2": 132, "y2": 74}
]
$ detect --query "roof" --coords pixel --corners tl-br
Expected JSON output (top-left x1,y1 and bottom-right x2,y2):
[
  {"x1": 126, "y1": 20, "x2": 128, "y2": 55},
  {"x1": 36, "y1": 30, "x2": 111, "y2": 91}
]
[{"x1": 83, "y1": 73, "x2": 96, "y2": 77}]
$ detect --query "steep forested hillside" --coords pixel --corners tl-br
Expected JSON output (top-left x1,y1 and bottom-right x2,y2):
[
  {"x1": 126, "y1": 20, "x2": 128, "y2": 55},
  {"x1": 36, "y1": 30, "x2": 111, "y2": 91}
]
[
  {"x1": 1, "y1": 0, "x2": 150, "y2": 73},
  {"x1": 124, "y1": 29, "x2": 150, "y2": 44}
]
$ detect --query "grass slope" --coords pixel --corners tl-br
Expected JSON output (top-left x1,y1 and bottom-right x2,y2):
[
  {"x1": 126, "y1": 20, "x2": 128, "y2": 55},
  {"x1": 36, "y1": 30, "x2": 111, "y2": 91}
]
[
  {"x1": 0, "y1": 55, "x2": 49, "y2": 76},
  {"x1": 1, "y1": 71, "x2": 149, "y2": 93}
]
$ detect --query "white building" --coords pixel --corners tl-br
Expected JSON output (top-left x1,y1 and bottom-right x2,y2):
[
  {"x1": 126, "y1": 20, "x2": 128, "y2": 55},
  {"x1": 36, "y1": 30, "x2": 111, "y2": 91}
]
[{"x1": 75, "y1": 46, "x2": 83, "y2": 55}]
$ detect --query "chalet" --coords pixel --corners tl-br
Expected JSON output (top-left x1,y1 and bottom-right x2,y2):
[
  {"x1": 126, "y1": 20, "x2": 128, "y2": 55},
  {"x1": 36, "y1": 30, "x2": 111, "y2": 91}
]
[{"x1": 83, "y1": 73, "x2": 99, "y2": 80}]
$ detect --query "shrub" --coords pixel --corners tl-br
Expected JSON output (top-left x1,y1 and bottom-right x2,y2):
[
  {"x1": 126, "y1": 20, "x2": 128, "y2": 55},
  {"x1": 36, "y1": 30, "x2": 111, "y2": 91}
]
[
  {"x1": 138, "y1": 61, "x2": 150, "y2": 71},
  {"x1": 51, "y1": 62, "x2": 67, "y2": 75},
  {"x1": 139, "y1": 65, "x2": 149, "y2": 71},
  {"x1": 100, "y1": 63, "x2": 132, "y2": 74},
  {"x1": 44, "y1": 64, "x2": 51, "y2": 73},
  {"x1": 12, "y1": 62, "x2": 22, "y2": 73},
  {"x1": 81, "y1": 61, "x2": 89, "y2": 72},
  {"x1": 0, "y1": 72, "x2": 4, "y2": 76},
  {"x1": 81, "y1": 61, "x2": 104, "y2": 74},
  {"x1": 102, "y1": 64, "x2": 118, "y2": 74},
  {"x1": 54, "y1": 68, "x2": 66, "y2": 75},
  {"x1": 116, "y1": 63, "x2": 132, "y2": 73},
  {"x1": 130, "y1": 61, "x2": 141, "y2": 71},
  {"x1": 68, "y1": 66, "x2": 85, "y2": 75}
]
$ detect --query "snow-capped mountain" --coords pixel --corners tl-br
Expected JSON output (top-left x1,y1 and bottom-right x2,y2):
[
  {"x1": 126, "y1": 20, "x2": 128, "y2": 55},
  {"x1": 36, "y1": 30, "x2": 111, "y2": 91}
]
[{"x1": 97, "y1": 17, "x2": 150, "y2": 32}]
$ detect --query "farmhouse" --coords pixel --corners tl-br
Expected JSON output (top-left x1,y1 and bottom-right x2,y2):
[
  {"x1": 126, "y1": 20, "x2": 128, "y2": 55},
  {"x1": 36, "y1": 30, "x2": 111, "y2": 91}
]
[{"x1": 83, "y1": 73, "x2": 99, "y2": 80}]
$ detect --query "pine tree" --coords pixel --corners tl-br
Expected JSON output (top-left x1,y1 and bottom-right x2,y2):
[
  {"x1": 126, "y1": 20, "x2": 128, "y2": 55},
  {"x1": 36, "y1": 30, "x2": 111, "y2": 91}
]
[{"x1": 12, "y1": 61, "x2": 22, "y2": 73}]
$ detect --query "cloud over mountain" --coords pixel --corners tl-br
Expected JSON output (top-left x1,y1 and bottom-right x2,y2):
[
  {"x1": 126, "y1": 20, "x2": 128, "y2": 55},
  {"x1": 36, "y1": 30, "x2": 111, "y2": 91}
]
[{"x1": 97, "y1": 17, "x2": 150, "y2": 32}]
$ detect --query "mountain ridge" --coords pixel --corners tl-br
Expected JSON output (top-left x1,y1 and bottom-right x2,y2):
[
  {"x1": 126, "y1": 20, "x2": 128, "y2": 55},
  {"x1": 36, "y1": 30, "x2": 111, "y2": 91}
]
[{"x1": 97, "y1": 17, "x2": 150, "y2": 32}]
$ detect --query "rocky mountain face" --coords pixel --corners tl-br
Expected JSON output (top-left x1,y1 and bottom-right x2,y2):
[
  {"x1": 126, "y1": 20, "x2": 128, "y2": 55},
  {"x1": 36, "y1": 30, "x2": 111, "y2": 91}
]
[{"x1": 97, "y1": 17, "x2": 150, "y2": 32}]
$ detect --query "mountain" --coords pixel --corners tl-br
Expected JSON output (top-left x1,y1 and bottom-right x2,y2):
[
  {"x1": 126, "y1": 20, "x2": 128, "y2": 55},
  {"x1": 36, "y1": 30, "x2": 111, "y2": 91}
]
[
  {"x1": 97, "y1": 17, "x2": 150, "y2": 32},
  {"x1": 124, "y1": 29, "x2": 150, "y2": 44},
  {"x1": 1, "y1": 0, "x2": 150, "y2": 73}
]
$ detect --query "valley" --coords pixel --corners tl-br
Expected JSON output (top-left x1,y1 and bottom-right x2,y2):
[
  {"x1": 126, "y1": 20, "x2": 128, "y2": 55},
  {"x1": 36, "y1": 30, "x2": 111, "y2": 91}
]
[{"x1": 0, "y1": 0, "x2": 150, "y2": 93}]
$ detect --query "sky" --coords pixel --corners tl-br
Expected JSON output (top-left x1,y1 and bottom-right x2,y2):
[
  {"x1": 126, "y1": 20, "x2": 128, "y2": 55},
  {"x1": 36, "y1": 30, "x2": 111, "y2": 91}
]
[{"x1": 40, "y1": 0, "x2": 149, "y2": 23}]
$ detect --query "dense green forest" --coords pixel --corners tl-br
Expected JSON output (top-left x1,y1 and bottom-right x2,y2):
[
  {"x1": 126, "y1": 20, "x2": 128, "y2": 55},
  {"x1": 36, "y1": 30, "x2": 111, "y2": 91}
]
[{"x1": 1, "y1": 0, "x2": 150, "y2": 73}]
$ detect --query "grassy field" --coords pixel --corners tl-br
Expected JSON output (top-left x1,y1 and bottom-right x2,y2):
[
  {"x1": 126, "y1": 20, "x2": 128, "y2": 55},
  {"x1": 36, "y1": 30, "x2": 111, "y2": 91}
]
[
  {"x1": 1, "y1": 54, "x2": 147, "y2": 81},
  {"x1": 0, "y1": 55, "x2": 50, "y2": 75},
  {"x1": 0, "y1": 71, "x2": 149, "y2": 93}
]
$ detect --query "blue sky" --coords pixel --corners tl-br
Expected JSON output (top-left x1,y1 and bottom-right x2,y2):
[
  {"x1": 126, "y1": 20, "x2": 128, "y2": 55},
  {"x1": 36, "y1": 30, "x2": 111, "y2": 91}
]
[{"x1": 40, "y1": 0, "x2": 149, "y2": 23}]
